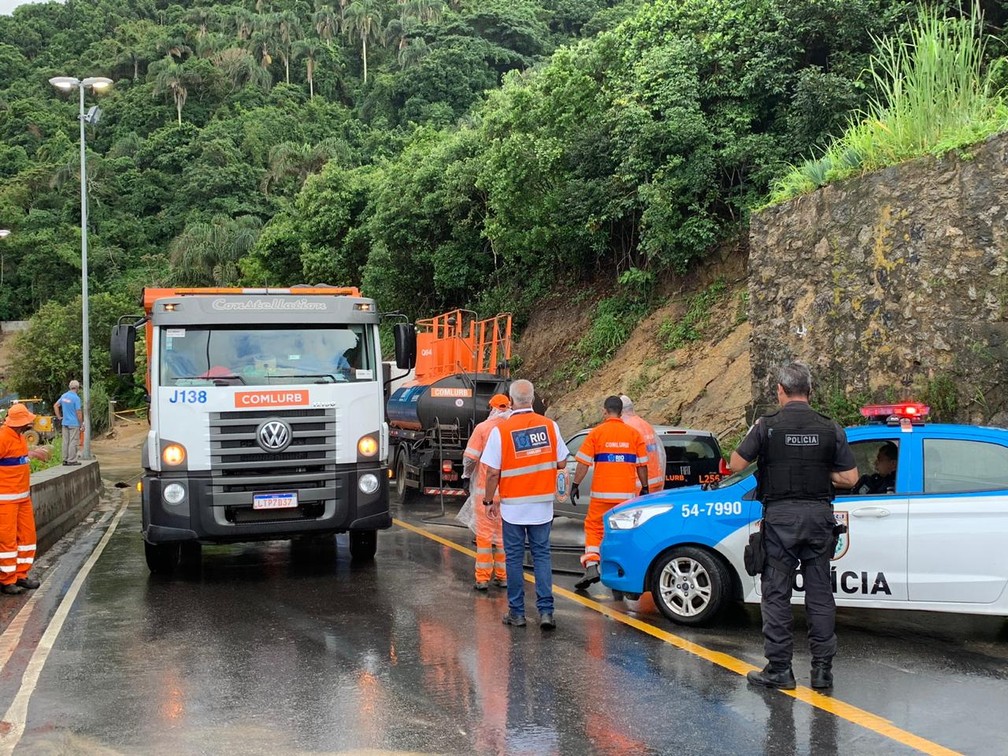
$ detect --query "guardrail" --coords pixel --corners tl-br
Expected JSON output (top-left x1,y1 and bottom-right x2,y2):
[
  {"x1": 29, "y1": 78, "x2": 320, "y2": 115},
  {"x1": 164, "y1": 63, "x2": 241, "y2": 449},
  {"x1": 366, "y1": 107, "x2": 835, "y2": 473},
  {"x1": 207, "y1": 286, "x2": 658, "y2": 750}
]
[{"x1": 30, "y1": 461, "x2": 102, "y2": 554}]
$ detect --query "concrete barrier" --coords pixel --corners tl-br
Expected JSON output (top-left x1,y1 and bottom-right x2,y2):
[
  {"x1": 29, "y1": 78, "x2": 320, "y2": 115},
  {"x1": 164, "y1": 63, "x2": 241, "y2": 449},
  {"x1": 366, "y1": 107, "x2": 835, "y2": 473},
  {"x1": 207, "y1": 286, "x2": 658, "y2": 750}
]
[{"x1": 30, "y1": 461, "x2": 103, "y2": 554}]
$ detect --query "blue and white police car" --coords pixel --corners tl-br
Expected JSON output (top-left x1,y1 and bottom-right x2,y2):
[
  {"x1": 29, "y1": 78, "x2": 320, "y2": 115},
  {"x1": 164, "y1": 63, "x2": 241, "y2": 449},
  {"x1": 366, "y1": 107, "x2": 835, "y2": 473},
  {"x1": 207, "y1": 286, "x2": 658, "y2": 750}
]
[{"x1": 600, "y1": 403, "x2": 1008, "y2": 626}]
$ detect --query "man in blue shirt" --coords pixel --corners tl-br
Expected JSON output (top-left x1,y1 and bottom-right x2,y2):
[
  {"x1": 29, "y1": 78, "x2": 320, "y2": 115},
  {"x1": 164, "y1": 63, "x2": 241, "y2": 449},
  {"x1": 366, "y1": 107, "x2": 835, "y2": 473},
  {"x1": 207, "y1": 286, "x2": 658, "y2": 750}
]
[{"x1": 54, "y1": 380, "x2": 83, "y2": 465}]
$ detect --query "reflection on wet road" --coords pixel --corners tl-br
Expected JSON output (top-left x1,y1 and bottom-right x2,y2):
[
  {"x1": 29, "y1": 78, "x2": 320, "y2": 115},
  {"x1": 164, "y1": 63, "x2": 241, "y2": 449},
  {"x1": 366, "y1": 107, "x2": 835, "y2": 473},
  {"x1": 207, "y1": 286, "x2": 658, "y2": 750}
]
[{"x1": 0, "y1": 493, "x2": 1004, "y2": 754}]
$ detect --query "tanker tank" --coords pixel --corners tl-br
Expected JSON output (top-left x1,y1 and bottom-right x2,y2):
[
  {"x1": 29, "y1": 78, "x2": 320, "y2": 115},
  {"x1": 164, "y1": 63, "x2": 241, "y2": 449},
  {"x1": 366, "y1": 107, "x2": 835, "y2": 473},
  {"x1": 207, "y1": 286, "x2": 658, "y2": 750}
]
[{"x1": 387, "y1": 375, "x2": 511, "y2": 434}]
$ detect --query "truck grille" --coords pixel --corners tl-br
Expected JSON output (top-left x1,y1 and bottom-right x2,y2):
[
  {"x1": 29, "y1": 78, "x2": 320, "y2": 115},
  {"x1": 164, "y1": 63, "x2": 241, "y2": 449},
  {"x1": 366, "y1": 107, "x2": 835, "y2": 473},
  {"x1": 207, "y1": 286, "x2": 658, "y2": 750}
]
[{"x1": 207, "y1": 409, "x2": 339, "y2": 517}]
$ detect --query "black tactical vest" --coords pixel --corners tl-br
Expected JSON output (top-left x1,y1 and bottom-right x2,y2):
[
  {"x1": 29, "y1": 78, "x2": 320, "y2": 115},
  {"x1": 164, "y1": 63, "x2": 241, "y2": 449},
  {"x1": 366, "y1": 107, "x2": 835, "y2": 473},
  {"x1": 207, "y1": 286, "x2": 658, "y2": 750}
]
[{"x1": 757, "y1": 403, "x2": 837, "y2": 505}]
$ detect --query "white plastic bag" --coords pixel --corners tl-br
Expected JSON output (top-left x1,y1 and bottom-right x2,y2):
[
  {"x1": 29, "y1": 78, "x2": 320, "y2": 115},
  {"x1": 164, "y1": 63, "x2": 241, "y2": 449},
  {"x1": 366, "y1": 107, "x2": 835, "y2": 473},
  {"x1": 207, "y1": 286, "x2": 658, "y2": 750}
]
[{"x1": 455, "y1": 494, "x2": 477, "y2": 533}]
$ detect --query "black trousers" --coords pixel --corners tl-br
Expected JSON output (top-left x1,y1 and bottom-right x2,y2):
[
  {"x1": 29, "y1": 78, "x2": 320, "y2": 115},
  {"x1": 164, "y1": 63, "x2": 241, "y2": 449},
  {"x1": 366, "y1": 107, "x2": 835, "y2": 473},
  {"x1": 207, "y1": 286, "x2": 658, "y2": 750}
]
[{"x1": 760, "y1": 500, "x2": 837, "y2": 668}]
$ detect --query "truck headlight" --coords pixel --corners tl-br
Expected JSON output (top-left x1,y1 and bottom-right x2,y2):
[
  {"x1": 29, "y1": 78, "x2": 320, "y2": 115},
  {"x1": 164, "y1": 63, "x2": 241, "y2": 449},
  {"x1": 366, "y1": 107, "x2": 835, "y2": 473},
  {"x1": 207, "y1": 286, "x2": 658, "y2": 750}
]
[
  {"x1": 163, "y1": 483, "x2": 186, "y2": 505},
  {"x1": 358, "y1": 474, "x2": 379, "y2": 495},
  {"x1": 162, "y1": 444, "x2": 186, "y2": 466},
  {"x1": 357, "y1": 435, "x2": 378, "y2": 457},
  {"x1": 608, "y1": 505, "x2": 672, "y2": 531}
]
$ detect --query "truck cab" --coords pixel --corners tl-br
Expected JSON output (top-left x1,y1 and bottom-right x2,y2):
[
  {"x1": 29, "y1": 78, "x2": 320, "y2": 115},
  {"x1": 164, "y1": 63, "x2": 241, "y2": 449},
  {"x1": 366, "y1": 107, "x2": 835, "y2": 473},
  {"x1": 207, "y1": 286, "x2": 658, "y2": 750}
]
[{"x1": 112, "y1": 287, "x2": 391, "y2": 573}]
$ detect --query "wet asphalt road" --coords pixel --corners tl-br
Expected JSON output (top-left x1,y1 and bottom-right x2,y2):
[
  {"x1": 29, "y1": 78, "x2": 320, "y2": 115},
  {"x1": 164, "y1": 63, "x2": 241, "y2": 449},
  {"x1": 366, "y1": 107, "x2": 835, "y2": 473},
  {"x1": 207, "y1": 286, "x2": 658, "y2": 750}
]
[{"x1": 0, "y1": 488, "x2": 1006, "y2": 754}]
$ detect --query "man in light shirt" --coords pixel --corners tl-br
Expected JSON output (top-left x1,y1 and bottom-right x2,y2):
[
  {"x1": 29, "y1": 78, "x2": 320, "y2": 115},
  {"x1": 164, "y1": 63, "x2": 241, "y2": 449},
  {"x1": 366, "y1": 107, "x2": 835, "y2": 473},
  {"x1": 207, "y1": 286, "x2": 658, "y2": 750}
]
[{"x1": 482, "y1": 379, "x2": 567, "y2": 630}]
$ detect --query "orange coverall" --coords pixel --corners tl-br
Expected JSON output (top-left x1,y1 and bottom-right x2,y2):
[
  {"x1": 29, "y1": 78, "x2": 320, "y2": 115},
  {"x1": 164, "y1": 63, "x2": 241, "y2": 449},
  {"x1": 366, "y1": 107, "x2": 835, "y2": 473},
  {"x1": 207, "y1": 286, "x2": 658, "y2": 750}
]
[
  {"x1": 575, "y1": 418, "x2": 647, "y2": 568},
  {"x1": 623, "y1": 413, "x2": 666, "y2": 493},
  {"x1": 0, "y1": 425, "x2": 37, "y2": 586},
  {"x1": 463, "y1": 412, "x2": 508, "y2": 583}
]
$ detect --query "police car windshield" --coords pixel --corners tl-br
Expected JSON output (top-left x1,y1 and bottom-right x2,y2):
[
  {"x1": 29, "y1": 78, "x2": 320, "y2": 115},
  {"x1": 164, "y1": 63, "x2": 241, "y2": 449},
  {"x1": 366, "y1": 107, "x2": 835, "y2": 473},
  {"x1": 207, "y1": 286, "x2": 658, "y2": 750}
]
[{"x1": 709, "y1": 461, "x2": 756, "y2": 489}]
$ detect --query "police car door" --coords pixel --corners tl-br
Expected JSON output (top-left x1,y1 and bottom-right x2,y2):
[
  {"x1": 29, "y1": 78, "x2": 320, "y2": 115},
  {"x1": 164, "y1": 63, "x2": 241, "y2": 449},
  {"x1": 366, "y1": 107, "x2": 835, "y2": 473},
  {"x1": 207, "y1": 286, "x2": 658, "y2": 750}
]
[
  {"x1": 831, "y1": 437, "x2": 908, "y2": 602},
  {"x1": 907, "y1": 434, "x2": 1008, "y2": 605}
]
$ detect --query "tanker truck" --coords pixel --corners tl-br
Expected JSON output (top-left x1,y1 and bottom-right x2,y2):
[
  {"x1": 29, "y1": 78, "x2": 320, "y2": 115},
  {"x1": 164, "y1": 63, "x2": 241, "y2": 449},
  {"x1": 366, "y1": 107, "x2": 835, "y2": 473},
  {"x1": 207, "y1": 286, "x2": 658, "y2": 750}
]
[
  {"x1": 387, "y1": 310, "x2": 532, "y2": 504},
  {"x1": 110, "y1": 286, "x2": 392, "y2": 574}
]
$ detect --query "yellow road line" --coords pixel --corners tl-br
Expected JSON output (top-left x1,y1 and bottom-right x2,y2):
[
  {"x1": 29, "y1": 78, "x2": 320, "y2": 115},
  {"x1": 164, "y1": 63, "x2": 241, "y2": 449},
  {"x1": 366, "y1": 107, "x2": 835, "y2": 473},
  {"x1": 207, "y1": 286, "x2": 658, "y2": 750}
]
[{"x1": 393, "y1": 517, "x2": 961, "y2": 756}]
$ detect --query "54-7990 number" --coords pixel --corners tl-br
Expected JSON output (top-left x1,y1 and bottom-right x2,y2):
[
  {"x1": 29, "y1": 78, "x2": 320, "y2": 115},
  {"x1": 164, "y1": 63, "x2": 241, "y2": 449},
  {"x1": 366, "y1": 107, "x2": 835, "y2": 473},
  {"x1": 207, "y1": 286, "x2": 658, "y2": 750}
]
[{"x1": 681, "y1": 501, "x2": 743, "y2": 518}]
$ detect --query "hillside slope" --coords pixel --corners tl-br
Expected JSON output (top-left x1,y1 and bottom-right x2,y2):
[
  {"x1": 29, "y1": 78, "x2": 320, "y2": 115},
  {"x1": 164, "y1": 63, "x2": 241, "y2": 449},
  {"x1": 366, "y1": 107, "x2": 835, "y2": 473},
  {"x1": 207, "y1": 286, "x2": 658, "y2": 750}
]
[{"x1": 517, "y1": 248, "x2": 752, "y2": 445}]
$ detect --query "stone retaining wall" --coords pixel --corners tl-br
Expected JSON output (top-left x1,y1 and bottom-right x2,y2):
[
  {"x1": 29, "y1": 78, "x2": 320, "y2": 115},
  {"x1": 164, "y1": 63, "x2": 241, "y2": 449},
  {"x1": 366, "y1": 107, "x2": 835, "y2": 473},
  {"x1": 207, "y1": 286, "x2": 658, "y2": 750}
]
[
  {"x1": 30, "y1": 461, "x2": 102, "y2": 554},
  {"x1": 748, "y1": 133, "x2": 1008, "y2": 422}
]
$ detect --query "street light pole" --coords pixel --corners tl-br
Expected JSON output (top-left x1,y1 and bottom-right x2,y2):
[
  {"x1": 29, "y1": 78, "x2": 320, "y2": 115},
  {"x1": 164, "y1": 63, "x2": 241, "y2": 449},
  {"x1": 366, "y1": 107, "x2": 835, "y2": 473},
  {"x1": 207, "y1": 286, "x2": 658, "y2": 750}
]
[
  {"x1": 49, "y1": 76, "x2": 112, "y2": 462},
  {"x1": 77, "y1": 81, "x2": 91, "y2": 462},
  {"x1": 0, "y1": 230, "x2": 9, "y2": 291}
]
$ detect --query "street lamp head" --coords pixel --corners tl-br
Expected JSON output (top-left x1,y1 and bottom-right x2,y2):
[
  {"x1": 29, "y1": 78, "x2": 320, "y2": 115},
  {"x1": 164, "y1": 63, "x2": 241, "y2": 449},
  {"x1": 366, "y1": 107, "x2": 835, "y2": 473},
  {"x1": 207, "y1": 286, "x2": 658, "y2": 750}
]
[
  {"x1": 0, "y1": 230, "x2": 10, "y2": 239},
  {"x1": 49, "y1": 76, "x2": 80, "y2": 91},
  {"x1": 82, "y1": 77, "x2": 113, "y2": 91}
]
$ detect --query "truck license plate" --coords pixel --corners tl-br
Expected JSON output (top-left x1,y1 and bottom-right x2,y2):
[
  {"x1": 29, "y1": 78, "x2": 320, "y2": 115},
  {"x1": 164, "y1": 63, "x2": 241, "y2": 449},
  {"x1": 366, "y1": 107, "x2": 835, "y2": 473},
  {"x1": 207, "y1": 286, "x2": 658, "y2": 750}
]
[{"x1": 253, "y1": 493, "x2": 298, "y2": 510}]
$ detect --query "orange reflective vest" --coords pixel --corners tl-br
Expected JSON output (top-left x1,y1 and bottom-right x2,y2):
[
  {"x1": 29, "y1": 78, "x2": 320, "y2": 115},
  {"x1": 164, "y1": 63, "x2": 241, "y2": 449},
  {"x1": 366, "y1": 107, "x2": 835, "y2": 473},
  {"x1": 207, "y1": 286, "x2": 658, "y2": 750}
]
[
  {"x1": 575, "y1": 417, "x2": 647, "y2": 502},
  {"x1": 497, "y1": 411, "x2": 561, "y2": 507},
  {"x1": 463, "y1": 415, "x2": 506, "y2": 499},
  {"x1": 0, "y1": 426, "x2": 30, "y2": 503},
  {"x1": 624, "y1": 414, "x2": 665, "y2": 493}
]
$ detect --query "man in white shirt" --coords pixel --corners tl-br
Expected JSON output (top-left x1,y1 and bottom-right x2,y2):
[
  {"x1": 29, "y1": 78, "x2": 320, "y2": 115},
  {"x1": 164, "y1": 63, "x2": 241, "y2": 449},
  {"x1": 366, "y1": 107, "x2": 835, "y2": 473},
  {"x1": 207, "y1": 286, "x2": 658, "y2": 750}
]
[{"x1": 482, "y1": 379, "x2": 568, "y2": 630}]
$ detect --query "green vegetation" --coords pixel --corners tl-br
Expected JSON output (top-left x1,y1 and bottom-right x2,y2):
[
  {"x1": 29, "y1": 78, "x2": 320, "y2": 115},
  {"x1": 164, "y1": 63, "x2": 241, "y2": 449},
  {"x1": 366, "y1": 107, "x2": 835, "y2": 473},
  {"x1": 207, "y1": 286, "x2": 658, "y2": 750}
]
[
  {"x1": 1, "y1": 1, "x2": 1006, "y2": 403},
  {"x1": 658, "y1": 280, "x2": 727, "y2": 351},
  {"x1": 29, "y1": 436, "x2": 62, "y2": 474},
  {"x1": 769, "y1": 4, "x2": 1008, "y2": 205},
  {"x1": 812, "y1": 380, "x2": 874, "y2": 428},
  {"x1": 920, "y1": 373, "x2": 959, "y2": 421}
]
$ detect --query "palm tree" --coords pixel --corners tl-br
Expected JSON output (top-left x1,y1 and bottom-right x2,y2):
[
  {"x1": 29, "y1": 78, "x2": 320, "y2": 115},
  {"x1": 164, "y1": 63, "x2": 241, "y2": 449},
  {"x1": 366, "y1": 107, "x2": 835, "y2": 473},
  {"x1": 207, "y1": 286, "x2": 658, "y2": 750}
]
[
  {"x1": 214, "y1": 47, "x2": 272, "y2": 91},
  {"x1": 169, "y1": 215, "x2": 263, "y2": 287},
  {"x1": 186, "y1": 7, "x2": 216, "y2": 40},
  {"x1": 153, "y1": 59, "x2": 199, "y2": 125},
  {"x1": 248, "y1": 29, "x2": 275, "y2": 70},
  {"x1": 115, "y1": 20, "x2": 159, "y2": 81},
  {"x1": 343, "y1": 0, "x2": 383, "y2": 83},
  {"x1": 403, "y1": 0, "x2": 445, "y2": 23},
  {"x1": 274, "y1": 11, "x2": 303, "y2": 85},
  {"x1": 398, "y1": 36, "x2": 428, "y2": 69},
  {"x1": 293, "y1": 38, "x2": 323, "y2": 98},
  {"x1": 261, "y1": 139, "x2": 350, "y2": 194},
  {"x1": 314, "y1": 3, "x2": 339, "y2": 46},
  {"x1": 233, "y1": 8, "x2": 256, "y2": 40}
]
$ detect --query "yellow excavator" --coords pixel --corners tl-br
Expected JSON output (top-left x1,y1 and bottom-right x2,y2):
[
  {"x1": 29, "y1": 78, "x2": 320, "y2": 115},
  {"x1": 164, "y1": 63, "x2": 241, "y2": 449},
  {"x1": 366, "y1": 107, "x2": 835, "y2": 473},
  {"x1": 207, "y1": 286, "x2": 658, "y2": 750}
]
[{"x1": 1, "y1": 398, "x2": 56, "y2": 447}]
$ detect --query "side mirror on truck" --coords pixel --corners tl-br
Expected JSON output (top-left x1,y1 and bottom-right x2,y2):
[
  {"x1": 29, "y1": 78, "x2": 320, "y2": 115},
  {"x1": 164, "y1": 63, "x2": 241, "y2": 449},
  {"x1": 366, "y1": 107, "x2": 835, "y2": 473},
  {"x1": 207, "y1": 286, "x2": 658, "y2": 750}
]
[
  {"x1": 110, "y1": 324, "x2": 137, "y2": 375},
  {"x1": 393, "y1": 323, "x2": 417, "y2": 370}
]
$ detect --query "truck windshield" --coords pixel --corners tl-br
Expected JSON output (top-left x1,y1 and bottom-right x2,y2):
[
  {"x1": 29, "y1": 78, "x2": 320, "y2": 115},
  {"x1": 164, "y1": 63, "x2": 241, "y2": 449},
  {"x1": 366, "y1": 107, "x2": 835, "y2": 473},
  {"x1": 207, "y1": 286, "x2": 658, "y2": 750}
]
[{"x1": 159, "y1": 326, "x2": 375, "y2": 386}]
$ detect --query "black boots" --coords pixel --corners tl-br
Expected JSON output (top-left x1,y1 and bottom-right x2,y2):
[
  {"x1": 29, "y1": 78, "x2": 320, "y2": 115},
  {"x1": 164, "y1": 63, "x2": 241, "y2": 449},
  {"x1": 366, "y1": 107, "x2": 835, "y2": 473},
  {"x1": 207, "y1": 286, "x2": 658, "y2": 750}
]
[
  {"x1": 746, "y1": 664, "x2": 797, "y2": 690},
  {"x1": 811, "y1": 659, "x2": 834, "y2": 690}
]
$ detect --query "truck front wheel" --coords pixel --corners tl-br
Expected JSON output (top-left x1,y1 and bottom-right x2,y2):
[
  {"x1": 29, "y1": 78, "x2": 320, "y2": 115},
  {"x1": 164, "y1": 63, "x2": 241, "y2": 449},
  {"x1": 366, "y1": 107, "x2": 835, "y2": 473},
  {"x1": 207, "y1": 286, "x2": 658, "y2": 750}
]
[
  {"x1": 145, "y1": 541, "x2": 180, "y2": 575},
  {"x1": 393, "y1": 451, "x2": 418, "y2": 505},
  {"x1": 349, "y1": 530, "x2": 377, "y2": 561}
]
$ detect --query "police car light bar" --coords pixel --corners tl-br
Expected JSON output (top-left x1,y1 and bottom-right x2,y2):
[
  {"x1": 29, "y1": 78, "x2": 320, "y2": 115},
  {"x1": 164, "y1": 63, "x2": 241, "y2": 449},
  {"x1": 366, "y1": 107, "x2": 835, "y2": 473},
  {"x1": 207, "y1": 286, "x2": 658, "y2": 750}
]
[{"x1": 859, "y1": 402, "x2": 930, "y2": 424}]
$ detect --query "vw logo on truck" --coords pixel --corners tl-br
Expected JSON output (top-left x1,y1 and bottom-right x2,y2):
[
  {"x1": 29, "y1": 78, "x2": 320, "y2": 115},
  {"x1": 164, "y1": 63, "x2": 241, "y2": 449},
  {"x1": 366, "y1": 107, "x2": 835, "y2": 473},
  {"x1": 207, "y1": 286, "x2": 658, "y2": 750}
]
[{"x1": 257, "y1": 420, "x2": 292, "y2": 452}]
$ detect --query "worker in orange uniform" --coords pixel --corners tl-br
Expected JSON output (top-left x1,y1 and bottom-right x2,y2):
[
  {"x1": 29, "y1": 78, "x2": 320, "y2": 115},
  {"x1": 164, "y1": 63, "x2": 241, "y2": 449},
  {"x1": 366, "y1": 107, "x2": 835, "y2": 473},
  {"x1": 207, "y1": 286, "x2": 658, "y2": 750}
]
[
  {"x1": 462, "y1": 393, "x2": 512, "y2": 590},
  {"x1": 572, "y1": 395, "x2": 648, "y2": 590},
  {"x1": 621, "y1": 394, "x2": 666, "y2": 493},
  {"x1": 0, "y1": 404, "x2": 50, "y2": 594}
]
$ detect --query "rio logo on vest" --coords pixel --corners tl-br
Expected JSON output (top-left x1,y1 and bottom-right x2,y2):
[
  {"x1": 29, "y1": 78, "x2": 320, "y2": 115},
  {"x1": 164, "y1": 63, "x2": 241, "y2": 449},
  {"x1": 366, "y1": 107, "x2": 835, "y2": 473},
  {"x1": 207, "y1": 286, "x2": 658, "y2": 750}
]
[{"x1": 511, "y1": 425, "x2": 550, "y2": 457}]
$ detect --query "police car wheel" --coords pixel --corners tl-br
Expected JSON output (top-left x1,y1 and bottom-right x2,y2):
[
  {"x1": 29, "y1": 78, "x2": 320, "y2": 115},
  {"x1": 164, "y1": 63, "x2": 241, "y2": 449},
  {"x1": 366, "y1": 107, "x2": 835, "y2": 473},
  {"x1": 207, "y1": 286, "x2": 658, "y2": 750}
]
[{"x1": 650, "y1": 547, "x2": 727, "y2": 626}]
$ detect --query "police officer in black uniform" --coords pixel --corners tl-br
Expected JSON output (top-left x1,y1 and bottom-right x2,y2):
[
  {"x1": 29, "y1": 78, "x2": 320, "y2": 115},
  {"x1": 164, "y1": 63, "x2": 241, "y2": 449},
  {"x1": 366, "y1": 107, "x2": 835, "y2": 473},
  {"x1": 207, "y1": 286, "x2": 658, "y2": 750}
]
[
  {"x1": 730, "y1": 362, "x2": 858, "y2": 691},
  {"x1": 853, "y1": 442, "x2": 897, "y2": 495}
]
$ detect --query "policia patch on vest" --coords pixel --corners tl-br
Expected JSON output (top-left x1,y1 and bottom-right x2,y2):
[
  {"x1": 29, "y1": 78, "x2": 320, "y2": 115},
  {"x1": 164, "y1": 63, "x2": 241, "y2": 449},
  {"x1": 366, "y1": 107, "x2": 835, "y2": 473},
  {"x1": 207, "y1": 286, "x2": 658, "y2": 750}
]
[
  {"x1": 511, "y1": 425, "x2": 550, "y2": 457},
  {"x1": 785, "y1": 433, "x2": 819, "y2": 446}
]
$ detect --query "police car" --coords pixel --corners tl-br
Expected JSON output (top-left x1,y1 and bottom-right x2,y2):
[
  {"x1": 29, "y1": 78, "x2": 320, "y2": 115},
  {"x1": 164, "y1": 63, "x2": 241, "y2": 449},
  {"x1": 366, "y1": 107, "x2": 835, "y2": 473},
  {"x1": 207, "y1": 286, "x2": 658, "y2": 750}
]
[{"x1": 600, "y1": 403, "x2": 1008, "y2": 626}]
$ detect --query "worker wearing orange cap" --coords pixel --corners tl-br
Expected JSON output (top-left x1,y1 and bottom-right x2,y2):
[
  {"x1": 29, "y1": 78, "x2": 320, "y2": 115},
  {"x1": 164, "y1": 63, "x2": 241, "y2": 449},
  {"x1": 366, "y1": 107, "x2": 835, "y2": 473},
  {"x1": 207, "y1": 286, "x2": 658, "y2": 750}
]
[
  {"x1": 572, "y1": 395, "x2": 649, "y2": 590},
  {"x1": 0, "y1": 404, "x2": 50, "y2": 594},
  {"x1": 463, "y1": 393, "x2": 512, "y2": 590}
]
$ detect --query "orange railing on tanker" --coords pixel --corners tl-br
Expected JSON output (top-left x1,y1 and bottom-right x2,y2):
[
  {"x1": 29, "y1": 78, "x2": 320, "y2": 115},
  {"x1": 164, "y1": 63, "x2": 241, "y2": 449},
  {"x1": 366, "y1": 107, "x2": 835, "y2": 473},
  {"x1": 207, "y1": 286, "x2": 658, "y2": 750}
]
[{"x1": 413, "y1": 310, "x2": 512, "y2": 383}]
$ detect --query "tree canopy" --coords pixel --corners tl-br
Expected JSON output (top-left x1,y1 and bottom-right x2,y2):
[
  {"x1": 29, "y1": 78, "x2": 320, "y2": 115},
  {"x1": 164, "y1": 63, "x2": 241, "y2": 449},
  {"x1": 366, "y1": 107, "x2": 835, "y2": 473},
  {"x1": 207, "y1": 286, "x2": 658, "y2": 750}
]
[{"x1": 0, "y1": 0, "x2": 1006, "y2": 401}]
